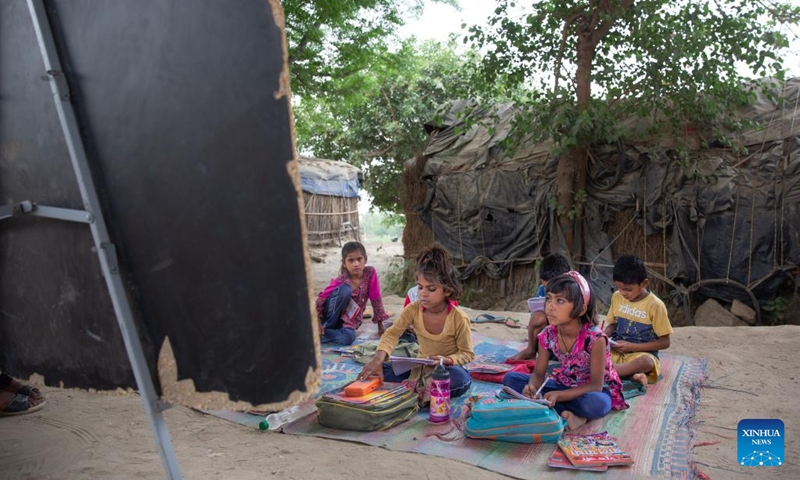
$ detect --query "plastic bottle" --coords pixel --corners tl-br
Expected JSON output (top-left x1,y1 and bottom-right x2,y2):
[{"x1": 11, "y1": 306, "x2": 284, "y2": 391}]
[
  {"x1": 258, "y1": 402, "x2": 317, "y2": 431},
  {"x1": 428, "y1": 360, "x2": 451, "y2": 423}
]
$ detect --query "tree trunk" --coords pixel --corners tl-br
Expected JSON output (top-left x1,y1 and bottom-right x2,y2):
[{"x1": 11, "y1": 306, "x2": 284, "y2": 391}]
[{"x1": 557, "y1": 29, "x2": 593, "y2": 260}]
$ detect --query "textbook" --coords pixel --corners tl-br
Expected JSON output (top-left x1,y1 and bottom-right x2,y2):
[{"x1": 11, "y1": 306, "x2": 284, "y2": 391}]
[
  {"x1": 465, "y1": 362, "x2": 515, "y2": 374},
  {"x1": 557, "y1": 431, "x2": 634, "y2": 467},
  {"x1": 341, "y1": 299, "x2": 362, "y2": 323},
  {"x1": 388, "y1": 356, "x2": 437, "y2": 375},
  {"x1": 547, "y1": 448, "x2": 609, "y2": 471},
  {"x1": 498, "y1": 385, "x2": 552, "y2": 406}
]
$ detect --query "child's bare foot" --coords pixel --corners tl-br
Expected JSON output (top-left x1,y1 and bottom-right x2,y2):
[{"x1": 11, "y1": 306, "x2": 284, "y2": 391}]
[
  {"x1": 632, "y1": 373, "x2": 649, "y2": 388},
  {"x1": 561, "y1": 411, "x2": 587, "y2": 431}
]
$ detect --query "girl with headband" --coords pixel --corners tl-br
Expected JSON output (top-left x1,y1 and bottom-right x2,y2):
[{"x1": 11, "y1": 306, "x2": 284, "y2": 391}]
[{"x1": 502, "y1": 271, "x2": 628, "y2": 431}]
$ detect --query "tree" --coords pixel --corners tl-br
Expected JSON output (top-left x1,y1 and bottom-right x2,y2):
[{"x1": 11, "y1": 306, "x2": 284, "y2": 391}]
[
  {"x1": 283, "y1": 0, "x2": 422, "y2": 100},
  {"x1": 466, "y1": 0, "x2": 800, "y2": 258},
  {"x1": 293, "y1": 39, "x2": 479, "y2": 215},
  {"x1": 283, "y1": 0, "x2": 468, "y2": 215}
]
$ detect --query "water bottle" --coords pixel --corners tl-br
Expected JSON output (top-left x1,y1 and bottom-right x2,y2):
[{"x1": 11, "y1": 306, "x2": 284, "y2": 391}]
[
  {"x1": 258, "y1": 401, "x2": 317, "y2": 431},
  {"x1": 429, "y1": 360, "x2": 450, "y2": 423}
]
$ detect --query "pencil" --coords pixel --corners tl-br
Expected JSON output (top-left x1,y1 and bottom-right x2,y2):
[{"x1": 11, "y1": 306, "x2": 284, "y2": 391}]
[{"x1": 534, "y1": 376, "x2": 549, "y2": 398}]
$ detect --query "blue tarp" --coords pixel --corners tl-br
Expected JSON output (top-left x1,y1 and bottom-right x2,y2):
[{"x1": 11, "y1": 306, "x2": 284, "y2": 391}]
[{"x1": 298, "y1": 157, "x2": 361, "y2": 198}]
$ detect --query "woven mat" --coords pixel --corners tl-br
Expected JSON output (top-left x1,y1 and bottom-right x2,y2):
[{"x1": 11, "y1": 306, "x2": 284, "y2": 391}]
[{"x1": 203, "y1": 329, "x2": 707, "y2": 479}]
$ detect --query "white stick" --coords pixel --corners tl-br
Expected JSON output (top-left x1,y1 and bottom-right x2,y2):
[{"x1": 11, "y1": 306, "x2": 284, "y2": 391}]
[{"x1": 534, "y1": 376, "x2": 549, "y2": 398}]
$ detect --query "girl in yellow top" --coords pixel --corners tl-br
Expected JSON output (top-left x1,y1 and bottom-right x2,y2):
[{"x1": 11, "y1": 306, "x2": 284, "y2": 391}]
[{"x1": 358, "y1": 243, "x2": 474, "y2": 403}]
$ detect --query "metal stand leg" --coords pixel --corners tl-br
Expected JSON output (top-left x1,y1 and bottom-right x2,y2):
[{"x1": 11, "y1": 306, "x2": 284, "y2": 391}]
[{"x1": 26, "y1": 1, "x2": 182, "y2": 478}]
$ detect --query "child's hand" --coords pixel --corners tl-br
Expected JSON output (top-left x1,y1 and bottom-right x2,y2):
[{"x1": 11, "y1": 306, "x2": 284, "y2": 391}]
[
  {"x1": 543, "y1": 390, "x2": 566, "y2": 405},
  {"x1": 522, "y1": 382, "x2": 539, "y2": 399},
  {"x1": 611, "y1": 339, "x2": 636, "y2": 353},
  {"x1": 357, "y1": 358, "x2": 384, "y2": 382},
  {"x1": 428, "y1": 355, "x2": 452, "y2": 366}
]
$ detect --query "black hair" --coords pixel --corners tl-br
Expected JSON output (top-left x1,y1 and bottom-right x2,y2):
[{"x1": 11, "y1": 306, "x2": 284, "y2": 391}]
[
  {"x1": 613, "y1": 254, "x2": 648, "y2": 285},
  {"x1": 415, "y1": 243, "x2": 462, "y2": 300},
  {"x1": 340, "y1": 241, "x2": 367, "y2": 276},
  {"x1": 546, "y1": 273, "x2": 597, "y2": 324},
  {"x1": 540, "y1": 253, "x2": 571, "y2": 281}
]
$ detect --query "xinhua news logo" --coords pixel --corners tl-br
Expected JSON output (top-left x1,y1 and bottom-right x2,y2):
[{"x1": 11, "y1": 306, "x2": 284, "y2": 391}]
[{"x1": 737, "y1": 419, "x2": 784, "y2": 467}]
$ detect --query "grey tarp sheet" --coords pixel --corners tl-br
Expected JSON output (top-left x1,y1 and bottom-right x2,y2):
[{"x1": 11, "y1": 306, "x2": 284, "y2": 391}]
[{"x1": 415, "y1": 78, "x2": 800, "y2": 307}]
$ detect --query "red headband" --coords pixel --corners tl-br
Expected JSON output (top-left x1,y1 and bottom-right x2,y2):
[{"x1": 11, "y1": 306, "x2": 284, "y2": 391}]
[{"x1": 564, "y1": 271, "x2": 591, "y2": 307}]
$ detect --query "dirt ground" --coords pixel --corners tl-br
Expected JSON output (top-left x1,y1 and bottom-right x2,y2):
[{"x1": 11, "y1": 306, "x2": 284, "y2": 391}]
[{"x1": 2, "y1": 238, "x2": 798, "y2": 479}]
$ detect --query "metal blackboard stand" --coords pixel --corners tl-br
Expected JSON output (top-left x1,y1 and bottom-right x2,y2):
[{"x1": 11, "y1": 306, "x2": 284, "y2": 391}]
[{"x1": 6, "y1": 1, "x2": 184, "y2": 478}]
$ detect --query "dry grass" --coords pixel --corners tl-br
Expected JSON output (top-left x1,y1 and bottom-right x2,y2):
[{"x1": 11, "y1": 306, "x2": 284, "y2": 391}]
[{"x1": 303, "y1": 193, "x2": 360, "y2": 246}]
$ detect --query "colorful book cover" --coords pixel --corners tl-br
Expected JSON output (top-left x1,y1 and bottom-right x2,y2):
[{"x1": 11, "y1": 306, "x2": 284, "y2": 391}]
[
  {"x1": 557, "y1": 431, "x2": 634, "y2": 467},
  {"x1": 547, "y1": 448, "x2": 609, "y2": 471}
]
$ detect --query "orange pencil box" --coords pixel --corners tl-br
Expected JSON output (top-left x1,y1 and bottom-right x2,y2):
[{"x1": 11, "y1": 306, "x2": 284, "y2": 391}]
[{"x1": 345, "y1": 377, "x2": 383, "y2": 397}]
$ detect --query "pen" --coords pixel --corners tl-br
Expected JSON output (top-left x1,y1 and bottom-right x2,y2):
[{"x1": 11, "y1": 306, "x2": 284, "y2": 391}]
[{"x1": 534, "y1": 376, "x2": 550, "y2": 398}]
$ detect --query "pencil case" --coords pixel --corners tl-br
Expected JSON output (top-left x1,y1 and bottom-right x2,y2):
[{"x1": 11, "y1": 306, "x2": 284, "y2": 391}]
[{"x1": 344, "y1": 377, "x2": 382, "y2": 397}]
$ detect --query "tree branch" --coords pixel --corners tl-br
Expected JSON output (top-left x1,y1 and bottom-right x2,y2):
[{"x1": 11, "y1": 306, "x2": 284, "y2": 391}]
[
  {"x1": 382, "y1": 88, "x2": 399, "y2": 123},
  {"x1": 553, "y1": 14, "x2": 581, "y2": 93},
  {"x1": 288, "y1": 19, "x2": 323, "y2": 63},
  {"x1": 363, "y1": 143, "x2": 397, "y2": 158},
  {"x1": 592, "y1": 0, "x2": 635, "y2": 47}
]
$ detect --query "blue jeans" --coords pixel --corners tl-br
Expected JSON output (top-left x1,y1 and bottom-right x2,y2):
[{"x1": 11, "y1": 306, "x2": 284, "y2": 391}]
[
  {"x1": 503, "y1": 372, "x2": 612, "y2": 420},
  {"x1": 382, "y1": 363, "x2": 472, "y2": 398},
  {"x1": 320, "y1": 284, "x2": 356, "y2": 345}
]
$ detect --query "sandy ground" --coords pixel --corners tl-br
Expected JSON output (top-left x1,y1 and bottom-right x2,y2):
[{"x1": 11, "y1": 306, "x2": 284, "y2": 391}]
[{"x1": 2, "y1": 239, "x2": 799, "y2": 479}]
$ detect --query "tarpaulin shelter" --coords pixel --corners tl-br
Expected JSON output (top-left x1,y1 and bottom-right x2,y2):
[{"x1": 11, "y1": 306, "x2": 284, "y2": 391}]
[
  {"x1": 404, "y1": 79, "x2": 800, "y2": 320},
  {"x1": 299, "y1": 156, "x2": 362, "y2": 245}
]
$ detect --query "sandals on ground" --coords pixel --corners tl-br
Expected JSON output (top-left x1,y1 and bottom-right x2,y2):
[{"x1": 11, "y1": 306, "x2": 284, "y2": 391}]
[
  {"x1": 0, "y1": 391, "x2": 46, "y2": 417},
  {"x1": 472, "y1": 314, "x2": 523, "y2": 329},
  {"x1": 1, "y1": 374, "x2": 44, "y2": 401}
]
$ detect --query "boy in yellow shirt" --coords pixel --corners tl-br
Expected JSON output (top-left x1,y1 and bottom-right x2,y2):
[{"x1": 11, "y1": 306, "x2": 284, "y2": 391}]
[{"x1": 604, "y1": 255, "x2": 673, "y2": 386}]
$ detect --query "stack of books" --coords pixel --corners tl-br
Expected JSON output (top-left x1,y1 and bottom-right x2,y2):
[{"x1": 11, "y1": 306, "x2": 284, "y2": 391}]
[{"x1": 548, "y1": 431, "x2": 634, "y2": 471}]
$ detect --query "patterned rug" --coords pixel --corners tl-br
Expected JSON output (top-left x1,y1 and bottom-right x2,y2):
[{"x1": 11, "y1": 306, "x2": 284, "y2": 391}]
[{"x1": 203, "y1": 329, "x2": 707, "y2": 479}]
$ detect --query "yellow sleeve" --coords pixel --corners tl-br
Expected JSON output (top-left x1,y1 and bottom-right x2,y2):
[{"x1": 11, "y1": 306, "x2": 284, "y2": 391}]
[
  {"x1": 376, "y1": 303, "x2": 418, "y2": 356},
  {"x1": 649, "y1": 297, "x2": 674, "y2": 337},
  {"x1": 607, "y1": 291, "x2": 620, "y2": 325},
  {"x1": 447, "y1": 308, "x2": 475, "y2": 365}
]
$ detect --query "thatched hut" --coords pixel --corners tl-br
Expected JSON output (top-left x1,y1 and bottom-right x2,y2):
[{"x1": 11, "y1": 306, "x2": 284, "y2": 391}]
[
  {"x1": 403, "y1": 79, "x2": 800, "y2": 322},
  {"x1": 298, "y1": 156, "x2": 362, "y2": 246}
]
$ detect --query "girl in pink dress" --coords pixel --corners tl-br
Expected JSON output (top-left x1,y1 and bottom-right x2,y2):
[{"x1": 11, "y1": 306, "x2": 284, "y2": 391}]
[
  {"x1": 316, "y1": 242, "x2": 389, "y2": 345},
  {"x1": 503, "y1": 271, "x2": 628, "y2": 431}
]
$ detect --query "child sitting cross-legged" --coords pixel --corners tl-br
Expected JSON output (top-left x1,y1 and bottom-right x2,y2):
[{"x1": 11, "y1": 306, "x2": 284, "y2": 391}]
[
  {"x1": 605, "y1": 254, "x2": 674, "y2": 387},
  {"x1": 358, "y1": 243, "x2": 474, "y2": 403},
  {"x1": 503, "y1": 271, "x2": 628, "y2": 431},
  {"x1": 316, "y1": 241, "x2": 390, "y2": 345}
]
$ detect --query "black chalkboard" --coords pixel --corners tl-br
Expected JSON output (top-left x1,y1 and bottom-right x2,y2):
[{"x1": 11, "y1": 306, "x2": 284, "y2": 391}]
[{"x1": 0, "y1": 0, "x2": 318, "y2": 407}]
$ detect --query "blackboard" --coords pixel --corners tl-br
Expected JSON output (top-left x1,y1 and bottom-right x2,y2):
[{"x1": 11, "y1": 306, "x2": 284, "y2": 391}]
[{"x1": 0, "y1": 0, "x2": 319, "y2": 408}]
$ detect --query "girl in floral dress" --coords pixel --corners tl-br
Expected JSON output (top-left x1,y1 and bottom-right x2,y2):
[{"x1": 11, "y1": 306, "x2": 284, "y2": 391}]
[
  {"x1": 316, "y1": 242, "x2": 390, "y2": 345},
  {"x1": 503, "y1": 271, "x2": 628, "y2": 431}
]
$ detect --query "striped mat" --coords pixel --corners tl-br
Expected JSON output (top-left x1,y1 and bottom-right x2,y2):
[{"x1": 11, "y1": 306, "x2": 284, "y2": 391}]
[{"x1": 204, "y1": 332, "x2": 707, "y2": 479}]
